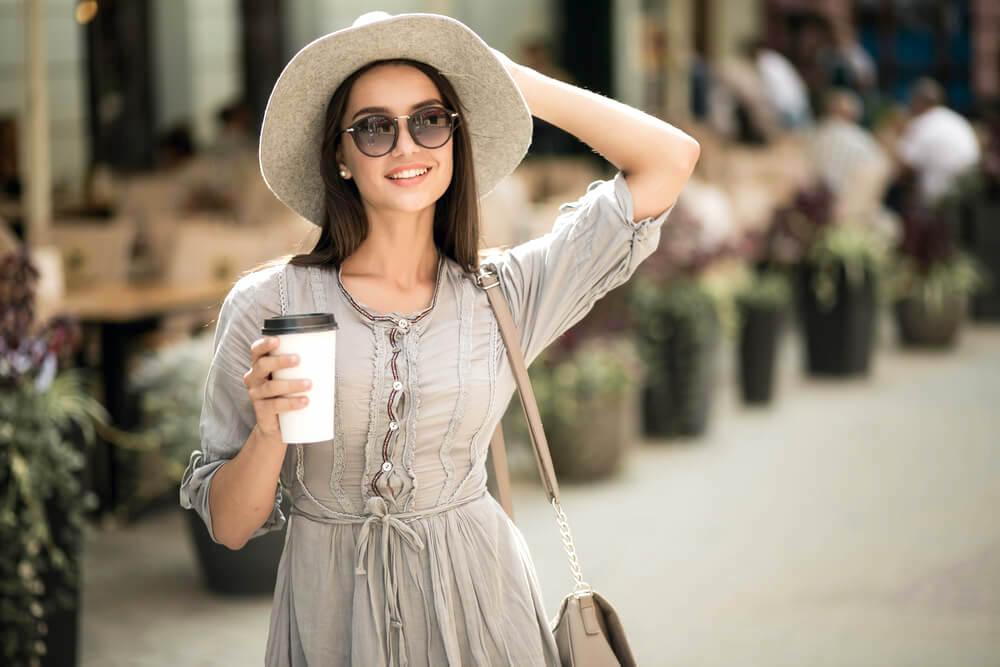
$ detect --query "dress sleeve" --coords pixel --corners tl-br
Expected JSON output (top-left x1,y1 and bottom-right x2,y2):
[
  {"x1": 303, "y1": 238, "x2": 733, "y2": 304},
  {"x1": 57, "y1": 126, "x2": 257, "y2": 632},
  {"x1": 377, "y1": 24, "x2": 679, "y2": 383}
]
[
  {"x1": 489, "y1": 170, "x2": 673, "y2": 365},
  {"x1": 178, "y1": 277, "x2": 285, "y2": 544}
]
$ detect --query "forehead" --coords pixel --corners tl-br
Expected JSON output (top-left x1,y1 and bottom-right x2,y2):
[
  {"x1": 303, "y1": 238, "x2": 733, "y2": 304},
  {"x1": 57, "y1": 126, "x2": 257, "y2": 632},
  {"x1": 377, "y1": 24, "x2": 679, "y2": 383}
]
[{"x1": 346, "y1": 64, "x2": 442, "y2": 115}]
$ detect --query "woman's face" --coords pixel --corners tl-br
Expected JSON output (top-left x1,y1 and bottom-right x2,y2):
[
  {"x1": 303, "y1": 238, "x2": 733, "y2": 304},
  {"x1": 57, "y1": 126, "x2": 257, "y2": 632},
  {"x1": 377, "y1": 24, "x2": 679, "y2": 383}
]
[{"x1": 337, "y1": 64, "x2": 455, "y2": 215}]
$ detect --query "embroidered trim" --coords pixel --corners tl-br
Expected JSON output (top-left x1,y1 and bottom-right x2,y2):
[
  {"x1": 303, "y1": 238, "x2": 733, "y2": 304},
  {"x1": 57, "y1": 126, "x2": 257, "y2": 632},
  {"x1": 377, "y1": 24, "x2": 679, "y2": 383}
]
[
  {"x1": 401, "y1": 331, "x2": 420, "y2": 511},
  {"x1": 435, "y1": 277, "x2": 470, "y2": 505},
  {"x1": 369, "y1": 326, "x2": 404, "y2": 497},
  {"x1": 308, "y1": 265, "x2": 327, "y2": 312},
  {"x1": 278, "y1": 263, "x2": 289, "y2": 317},
  {"x1": 295, "y1": 444, "x2": 360, "y2": 520},
  {"x1": 360, "y1": 326, "x2": 387, "y2": 501},
  {"x1": 305, "y1": 266, "x2": 357, "y2": 513},
  {"x1": 449, "y1": 286, "x2": 500, "y2": 503},
  {"x1": 328, "y1": 370, "x2": 355, "y2": 513},
  {"x1": 336, "y1": 254, "x2": 444, "y2": 325}
]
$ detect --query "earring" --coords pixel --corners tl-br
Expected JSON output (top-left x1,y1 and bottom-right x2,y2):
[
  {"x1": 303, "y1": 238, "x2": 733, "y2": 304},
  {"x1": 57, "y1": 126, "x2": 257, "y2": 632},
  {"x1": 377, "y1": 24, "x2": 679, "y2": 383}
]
[{"x1": 339, "y1": 167, "x2": 350, "y2": 179}]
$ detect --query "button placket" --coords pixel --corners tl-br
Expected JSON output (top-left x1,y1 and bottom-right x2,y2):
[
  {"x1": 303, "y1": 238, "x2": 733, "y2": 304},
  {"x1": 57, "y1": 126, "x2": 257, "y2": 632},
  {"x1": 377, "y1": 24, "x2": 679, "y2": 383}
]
[
  {"x1": 370, "y1": 323, "x2": 411, "y2": 498},
  {"x1": 335, "y1": 255, "x2": 443, "y2": 502}
]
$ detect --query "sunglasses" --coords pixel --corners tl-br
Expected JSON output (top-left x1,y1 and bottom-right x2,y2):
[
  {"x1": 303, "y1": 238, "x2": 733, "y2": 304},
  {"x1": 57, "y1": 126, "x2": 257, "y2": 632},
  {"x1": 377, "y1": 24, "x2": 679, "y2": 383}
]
[{"x1": 339, "y1": 106, "x2": 461, "y2": 158}]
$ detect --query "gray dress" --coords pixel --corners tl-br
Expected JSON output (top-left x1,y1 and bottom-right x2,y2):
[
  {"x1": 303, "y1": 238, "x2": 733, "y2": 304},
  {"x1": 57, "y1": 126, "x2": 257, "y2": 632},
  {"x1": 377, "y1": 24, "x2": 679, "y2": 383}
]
[{"x1": 179, "y1": 171, "x2": 672, "y2": 666}]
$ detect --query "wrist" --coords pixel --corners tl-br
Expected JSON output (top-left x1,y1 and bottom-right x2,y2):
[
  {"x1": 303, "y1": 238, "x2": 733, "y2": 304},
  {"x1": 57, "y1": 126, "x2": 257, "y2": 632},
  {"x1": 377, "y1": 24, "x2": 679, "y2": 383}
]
[{"x1": 252, "y1": 423, "x2": 288, "y2": 452}]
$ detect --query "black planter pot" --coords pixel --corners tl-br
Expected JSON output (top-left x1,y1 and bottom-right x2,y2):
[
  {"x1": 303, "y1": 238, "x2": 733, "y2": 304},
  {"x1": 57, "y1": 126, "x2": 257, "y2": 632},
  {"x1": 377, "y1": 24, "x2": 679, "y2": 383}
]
[
  {"x1": 642, "y1": 310, "x2": 720, "y2": 438},
  {"x1": 967, "y1": 201, "x2": 1000, "y2": 321},
  {"x1": 40, "y1": 511, "x2": 81, "y2": 667},
  {"x1": 894, "y1": 293, "x2": 967, "y2": 348},
  {"x1": 39, "y1": 421, "x2": 88, "y2": 667},
  {"x1": 185, "y1": 501, "x2": 288, "y2": 595},
  {"x1": 796, "y1": 262, "x2": 877, "y2": 377},
  {"x1": 738, "y1": 303, "x2": 785, "y2": 404}
]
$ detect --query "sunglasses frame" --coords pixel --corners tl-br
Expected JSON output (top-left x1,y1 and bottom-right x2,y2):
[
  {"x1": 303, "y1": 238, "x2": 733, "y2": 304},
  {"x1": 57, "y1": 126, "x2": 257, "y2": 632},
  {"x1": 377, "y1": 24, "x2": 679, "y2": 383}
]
[{"x1": 339, "y1": 106, "x2": 461, "y2": 157}]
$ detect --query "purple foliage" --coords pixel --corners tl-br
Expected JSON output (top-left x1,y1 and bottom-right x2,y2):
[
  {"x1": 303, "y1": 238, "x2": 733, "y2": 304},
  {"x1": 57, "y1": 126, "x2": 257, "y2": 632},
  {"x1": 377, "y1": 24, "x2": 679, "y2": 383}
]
[
  {"x1": 896, "y1": 206, "x2": 956, "y2": 273},
  {"x1": 0, "y1": 249, "x2": 82, "y2": 388}
]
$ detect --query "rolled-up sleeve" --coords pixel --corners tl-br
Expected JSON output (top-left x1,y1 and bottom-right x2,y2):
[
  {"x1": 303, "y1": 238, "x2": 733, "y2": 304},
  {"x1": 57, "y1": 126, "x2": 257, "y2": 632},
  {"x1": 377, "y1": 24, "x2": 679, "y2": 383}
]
[
  {"x1": 489, "y1": 170, "x2": 673, "y2": 365},
  {"x1": 179, "y1": 279, "x2": 285, "y2": 543}
]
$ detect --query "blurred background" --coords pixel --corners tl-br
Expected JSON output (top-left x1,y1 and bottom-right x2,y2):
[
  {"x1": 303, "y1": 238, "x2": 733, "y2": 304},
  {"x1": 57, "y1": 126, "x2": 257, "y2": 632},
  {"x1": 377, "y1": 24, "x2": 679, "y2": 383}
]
[{"x1": 2, "y1": 0, "x2": 1000, "y2": 665}]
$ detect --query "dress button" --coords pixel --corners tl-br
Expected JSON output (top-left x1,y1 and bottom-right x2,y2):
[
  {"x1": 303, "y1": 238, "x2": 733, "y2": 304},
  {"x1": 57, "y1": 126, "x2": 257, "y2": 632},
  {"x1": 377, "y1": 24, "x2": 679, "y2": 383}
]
[
  {"x1": 381, "y1": 461, "x2": 393, "y2": 473},
  {"x1": 389, "y1": 421, "x2": 399, "y2": 431},
  {"x1": 397, "y1": 318, "x2": 410, "y2": 332},
  {"x1": 392, "y1": 381, "x2": 403, "y2": 391}
]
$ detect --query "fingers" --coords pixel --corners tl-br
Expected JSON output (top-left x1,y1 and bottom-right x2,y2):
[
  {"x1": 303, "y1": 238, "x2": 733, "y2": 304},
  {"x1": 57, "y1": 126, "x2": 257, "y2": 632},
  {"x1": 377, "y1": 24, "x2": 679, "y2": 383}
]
[
  {"x1": 248, "y1": 377, "x2": 312, "y2": 401},
  {"x1": 271, "y1": 395, "x2": 310, "y2": 414},
  {"x1": 244, "y1": 337, "x2": 299, "y2": 387}
]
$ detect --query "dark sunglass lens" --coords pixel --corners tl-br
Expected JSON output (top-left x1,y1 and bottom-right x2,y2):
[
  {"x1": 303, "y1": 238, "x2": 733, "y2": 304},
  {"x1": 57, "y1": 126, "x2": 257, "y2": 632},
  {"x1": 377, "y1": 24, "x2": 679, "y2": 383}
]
[
  {"x1": 356, "y1": 115, "x2": 396, "y2": 155},
  {"x1": 412, "y1": 108, "x2": 453, "y2": 148}
]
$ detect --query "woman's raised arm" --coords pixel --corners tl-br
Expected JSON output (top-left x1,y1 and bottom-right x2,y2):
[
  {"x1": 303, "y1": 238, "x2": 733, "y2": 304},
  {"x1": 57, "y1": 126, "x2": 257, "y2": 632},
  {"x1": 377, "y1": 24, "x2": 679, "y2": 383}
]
[{"x1": 497, "y1": 49, "x2": 700, "y2": 220}]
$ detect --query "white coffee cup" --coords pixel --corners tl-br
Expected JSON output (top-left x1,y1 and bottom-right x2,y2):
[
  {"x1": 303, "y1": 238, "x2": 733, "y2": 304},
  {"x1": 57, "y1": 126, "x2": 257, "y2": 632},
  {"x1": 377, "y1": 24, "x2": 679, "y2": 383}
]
[{"x1": 261, "y1": 313, "x2": 338, "y2": 444}]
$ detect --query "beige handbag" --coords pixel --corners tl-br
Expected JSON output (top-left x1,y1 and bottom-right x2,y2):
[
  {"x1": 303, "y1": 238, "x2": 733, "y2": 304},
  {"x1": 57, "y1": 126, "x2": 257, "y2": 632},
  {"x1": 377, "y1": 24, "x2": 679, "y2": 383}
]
[{"x1": 476, "y1": 263, "x2": 638, "y2": 667}]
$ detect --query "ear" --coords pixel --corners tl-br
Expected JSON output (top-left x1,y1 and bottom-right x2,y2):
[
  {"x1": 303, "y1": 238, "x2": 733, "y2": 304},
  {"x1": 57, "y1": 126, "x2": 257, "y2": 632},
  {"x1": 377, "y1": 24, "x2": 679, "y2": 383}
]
[{"x1": 334, "y1": 146, "x2": 351, "y2": 178}]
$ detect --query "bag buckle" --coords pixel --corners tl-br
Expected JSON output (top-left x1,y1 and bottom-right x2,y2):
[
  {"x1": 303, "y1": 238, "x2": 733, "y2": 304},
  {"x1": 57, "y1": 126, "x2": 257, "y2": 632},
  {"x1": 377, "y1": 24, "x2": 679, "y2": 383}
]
[{"x1": 475, "y1": 264, "x2": 500, "y2": 290}]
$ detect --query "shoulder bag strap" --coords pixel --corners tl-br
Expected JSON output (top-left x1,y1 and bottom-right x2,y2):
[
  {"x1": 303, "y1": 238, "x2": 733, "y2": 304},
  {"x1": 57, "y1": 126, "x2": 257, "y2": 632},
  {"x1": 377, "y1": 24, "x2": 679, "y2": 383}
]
[
  {"x1": 476, "y1": 262, "x2": 594, "y2": 596},
  {"x1": 475, "y1": 263, "x2": 561, "y2": 514}
]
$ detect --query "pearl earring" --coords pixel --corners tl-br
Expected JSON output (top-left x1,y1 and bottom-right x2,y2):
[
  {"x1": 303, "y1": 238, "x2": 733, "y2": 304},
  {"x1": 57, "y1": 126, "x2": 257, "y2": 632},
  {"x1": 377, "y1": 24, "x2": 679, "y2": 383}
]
[{"x1": 339, "y1": 167, "x2": 350, "y2": 179}]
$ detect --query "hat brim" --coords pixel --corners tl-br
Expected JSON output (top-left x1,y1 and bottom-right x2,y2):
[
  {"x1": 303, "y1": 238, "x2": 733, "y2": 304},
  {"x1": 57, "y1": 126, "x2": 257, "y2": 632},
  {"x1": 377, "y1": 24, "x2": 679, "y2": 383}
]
[{"x1": 259, "y1": 13, "x2": 534, "y2": 227}]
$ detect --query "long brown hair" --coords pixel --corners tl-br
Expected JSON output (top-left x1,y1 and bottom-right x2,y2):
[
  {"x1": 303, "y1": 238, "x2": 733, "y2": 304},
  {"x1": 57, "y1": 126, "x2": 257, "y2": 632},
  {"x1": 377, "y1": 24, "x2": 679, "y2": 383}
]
[{"x1": 251, "y1": 59, "x2": 481, "y2": 278}]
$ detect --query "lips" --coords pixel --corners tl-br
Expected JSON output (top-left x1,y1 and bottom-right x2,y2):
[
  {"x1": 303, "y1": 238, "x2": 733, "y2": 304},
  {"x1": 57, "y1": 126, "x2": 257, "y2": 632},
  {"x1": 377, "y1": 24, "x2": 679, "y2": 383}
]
[
  {"x1": 385, "y1": 166, "x2": 432, "y2": 186},
  {"x1": 386, "y1": 164, "x2": 432, "y2": 179}
]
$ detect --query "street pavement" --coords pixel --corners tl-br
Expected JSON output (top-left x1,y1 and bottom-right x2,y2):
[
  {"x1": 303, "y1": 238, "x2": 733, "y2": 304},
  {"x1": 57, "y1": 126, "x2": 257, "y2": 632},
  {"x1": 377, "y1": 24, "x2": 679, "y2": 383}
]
[{"x1": 81, "y1": 323, "x2": 1000, "y2": 666}]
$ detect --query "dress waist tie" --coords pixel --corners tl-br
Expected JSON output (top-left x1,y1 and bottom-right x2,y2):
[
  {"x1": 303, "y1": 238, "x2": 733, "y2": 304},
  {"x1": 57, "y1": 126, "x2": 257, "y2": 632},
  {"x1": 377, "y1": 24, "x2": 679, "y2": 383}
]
[{"x1": 290, "y1": 489, "x2": 488, "y2": 667}]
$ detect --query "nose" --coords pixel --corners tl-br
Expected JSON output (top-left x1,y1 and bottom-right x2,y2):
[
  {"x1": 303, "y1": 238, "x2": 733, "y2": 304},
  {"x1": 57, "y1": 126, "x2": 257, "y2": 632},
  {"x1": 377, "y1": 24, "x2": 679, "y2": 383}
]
[{"x1": 391, "y1": 117, "x2": 421, "y2": 156}]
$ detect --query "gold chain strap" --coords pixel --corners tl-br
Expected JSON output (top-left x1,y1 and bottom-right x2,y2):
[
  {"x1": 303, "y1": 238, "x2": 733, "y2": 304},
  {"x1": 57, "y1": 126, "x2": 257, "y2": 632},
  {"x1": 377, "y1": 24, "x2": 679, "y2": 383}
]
[{"x1": 552, "y1": 497, "x2": 593, "y2": 596}]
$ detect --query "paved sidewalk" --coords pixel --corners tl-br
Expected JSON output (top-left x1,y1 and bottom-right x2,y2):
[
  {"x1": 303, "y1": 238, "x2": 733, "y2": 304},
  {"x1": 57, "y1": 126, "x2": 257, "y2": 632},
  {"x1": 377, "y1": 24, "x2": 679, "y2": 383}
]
[{"x1": 81, "y1": 325, "x2": 1000, "y2": 666}]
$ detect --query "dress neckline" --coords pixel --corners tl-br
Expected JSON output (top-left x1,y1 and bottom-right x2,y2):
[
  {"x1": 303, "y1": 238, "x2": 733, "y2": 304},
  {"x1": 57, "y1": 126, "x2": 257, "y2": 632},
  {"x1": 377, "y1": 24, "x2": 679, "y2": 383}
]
[{"x1": 335, "y1": 253, "x2": 446, "y2": 324}]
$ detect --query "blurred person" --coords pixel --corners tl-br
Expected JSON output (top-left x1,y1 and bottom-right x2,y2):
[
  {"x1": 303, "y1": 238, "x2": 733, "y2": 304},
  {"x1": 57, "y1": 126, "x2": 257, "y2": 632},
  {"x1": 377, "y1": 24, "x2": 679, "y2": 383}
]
[
  {"x1": 712, "y1": 45, "x2": 781, "y2": 144},
  {"x1": 895, "y1": 78, "x2": 980, "y2": 206},
  {"x1": 810, "y1": 89, "x2": 890, "y2": 203},
  {"x1": 976, "y1": 96, "x2": 1000, "y2": 198},
  {"x1": 155, "y1": 123, "x2": 196, "y2": 169},
  {"x1": 178, "y1": 10, "x2": 699, "y2": 667},
  {"x1": 829, "y1": 20, "x2": 876, "y2": 93},
  {"x1": 211, "y1": 98, "x2": 256, "y2": 157},
  {"x1": 746, "y1": 39, "x2": 813, "y2": 130}
]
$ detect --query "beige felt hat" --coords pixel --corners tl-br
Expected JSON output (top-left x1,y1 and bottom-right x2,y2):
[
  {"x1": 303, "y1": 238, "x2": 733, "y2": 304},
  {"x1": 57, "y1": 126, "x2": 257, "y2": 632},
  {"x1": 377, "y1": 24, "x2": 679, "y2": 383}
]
[{"x1": 259, "y1": 11, "x2": 533, "y2": 227}]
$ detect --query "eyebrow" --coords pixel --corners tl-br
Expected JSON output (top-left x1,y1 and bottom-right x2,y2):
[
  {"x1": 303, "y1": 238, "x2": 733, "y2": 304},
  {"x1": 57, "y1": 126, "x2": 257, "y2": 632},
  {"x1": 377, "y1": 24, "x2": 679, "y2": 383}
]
[{"x1": 351, "y1": 98, "x2": 443, "y2": 120}]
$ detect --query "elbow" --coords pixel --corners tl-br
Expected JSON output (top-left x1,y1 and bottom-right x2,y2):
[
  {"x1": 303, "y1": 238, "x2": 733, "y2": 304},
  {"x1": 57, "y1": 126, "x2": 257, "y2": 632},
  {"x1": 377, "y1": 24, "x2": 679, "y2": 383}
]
[
  {"x1": 214, "y1": 525, "x2": 250, "y2": 551},
  {"x1": 208, "y1": 509, "x2": 252, "y2": 550},
  {"x1": 679, "y1": 135, "x2": 701, "y2": 175}
]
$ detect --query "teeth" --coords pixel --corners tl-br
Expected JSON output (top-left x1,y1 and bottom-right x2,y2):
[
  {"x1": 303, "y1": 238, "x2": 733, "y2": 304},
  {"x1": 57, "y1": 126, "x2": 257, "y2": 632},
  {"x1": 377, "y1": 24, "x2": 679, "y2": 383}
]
[{"x1": 388, "y1": 168, "x2": 428, "y2": 180}]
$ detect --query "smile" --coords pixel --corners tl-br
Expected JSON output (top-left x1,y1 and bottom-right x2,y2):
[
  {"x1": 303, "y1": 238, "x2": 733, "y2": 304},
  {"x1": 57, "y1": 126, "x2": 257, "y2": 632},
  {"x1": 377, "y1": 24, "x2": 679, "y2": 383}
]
[{"x1": 387, "y1": 167, "x2": 429, "y2": 180}]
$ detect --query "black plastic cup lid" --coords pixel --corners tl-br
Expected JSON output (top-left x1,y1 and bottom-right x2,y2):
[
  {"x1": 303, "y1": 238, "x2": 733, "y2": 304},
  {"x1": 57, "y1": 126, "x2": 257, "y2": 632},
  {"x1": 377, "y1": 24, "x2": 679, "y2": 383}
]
[{"x1": 261, "y1": 313, "x2": 338, "y2": 335}]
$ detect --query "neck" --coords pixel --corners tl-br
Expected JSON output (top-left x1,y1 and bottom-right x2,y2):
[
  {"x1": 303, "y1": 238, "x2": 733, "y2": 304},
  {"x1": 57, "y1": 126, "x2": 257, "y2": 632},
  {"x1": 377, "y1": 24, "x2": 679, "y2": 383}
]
[{"x1": 341, "y1": 206, "x2": 439, "y2": 288}]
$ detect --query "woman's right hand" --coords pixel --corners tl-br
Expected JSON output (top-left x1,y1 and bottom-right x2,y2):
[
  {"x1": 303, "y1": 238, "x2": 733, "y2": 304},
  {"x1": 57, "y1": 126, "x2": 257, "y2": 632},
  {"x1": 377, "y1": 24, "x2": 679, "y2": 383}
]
[{"x1": 243, "y1": 336, "x2": 311, "y2": 440}]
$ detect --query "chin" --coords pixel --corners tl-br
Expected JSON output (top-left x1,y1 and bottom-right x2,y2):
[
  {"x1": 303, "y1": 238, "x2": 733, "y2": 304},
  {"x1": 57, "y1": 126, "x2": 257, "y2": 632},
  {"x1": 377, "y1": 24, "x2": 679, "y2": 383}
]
[{"x1": 381, "y1": 182, "x2": 449, "y2": 211}]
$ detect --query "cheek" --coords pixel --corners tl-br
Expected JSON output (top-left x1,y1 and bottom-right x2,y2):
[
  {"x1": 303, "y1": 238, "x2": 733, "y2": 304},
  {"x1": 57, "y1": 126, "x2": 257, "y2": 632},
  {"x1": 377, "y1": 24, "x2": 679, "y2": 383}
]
[{"x1": 435, "y1": 149, "x2": 455, "y2": 183}]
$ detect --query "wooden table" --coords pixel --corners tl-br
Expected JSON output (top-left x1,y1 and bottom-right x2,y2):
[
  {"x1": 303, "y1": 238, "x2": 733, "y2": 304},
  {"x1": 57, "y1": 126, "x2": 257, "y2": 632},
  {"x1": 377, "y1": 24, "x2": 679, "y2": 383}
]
[{"x1": 60, "y1": 279, "x2": 234, "y2": 514}]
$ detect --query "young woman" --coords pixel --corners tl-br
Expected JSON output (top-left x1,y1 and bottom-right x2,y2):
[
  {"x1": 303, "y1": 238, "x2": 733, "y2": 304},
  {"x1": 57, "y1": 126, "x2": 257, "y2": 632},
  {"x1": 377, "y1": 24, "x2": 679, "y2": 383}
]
[{"x1": 180, "y1": 11, "x2": 698, "y2": 667}]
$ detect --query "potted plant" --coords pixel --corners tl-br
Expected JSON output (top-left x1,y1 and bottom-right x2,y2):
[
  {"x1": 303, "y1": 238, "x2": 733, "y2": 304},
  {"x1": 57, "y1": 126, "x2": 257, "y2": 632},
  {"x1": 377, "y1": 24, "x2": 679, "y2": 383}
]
[
  {"x1": 632, "y1": 276, "x2": 723, "y2": 438},
  {"x1": 886, "y1": 206, "x2": 986, "y2": 348},
  {"x1": 1, "y1": 249, "x2": 107, "y2": 667},
  {"x1": 768, "y1": 183, "x2": 891, "y2": 377},
  {"x1": 734, "y1": 268, "x2": 791, "y2": 404},
  {"x1": 629, "y1": 196, "x2": 739, "y2": 439},
  {"x1": 526, "y1": 336, "x2": 642, "y2": 481},
  {"x1": 128, "y1": 333, "x2": 289, "y2": 595}
]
